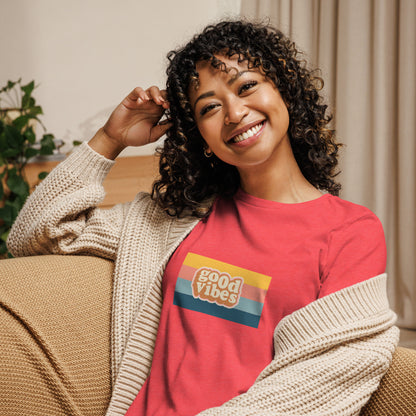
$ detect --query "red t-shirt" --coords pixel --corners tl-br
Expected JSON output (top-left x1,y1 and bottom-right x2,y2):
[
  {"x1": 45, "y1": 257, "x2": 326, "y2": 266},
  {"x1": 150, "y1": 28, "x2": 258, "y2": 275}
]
[{"x1": 125, "y1": 191, "x2": 386, "y2": 415}]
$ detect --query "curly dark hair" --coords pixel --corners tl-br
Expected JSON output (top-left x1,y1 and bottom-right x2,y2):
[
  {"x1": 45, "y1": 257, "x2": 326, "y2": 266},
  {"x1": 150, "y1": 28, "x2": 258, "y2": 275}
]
[{"x1": 152, "y1": 19, "x2": 342, "y2": 217}]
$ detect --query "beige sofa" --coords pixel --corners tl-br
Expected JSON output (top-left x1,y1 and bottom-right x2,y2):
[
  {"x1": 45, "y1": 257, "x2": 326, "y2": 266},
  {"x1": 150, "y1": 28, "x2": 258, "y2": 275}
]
[{"x1": 0, "y1": 255, "x2": 415, "y2": 416}]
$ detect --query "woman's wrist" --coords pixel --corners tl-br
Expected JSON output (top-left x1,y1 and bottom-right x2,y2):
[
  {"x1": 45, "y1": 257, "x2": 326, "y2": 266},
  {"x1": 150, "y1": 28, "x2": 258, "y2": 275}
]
[{"x1": 88, "y1": 128, "x2": 126, "y2": 160}]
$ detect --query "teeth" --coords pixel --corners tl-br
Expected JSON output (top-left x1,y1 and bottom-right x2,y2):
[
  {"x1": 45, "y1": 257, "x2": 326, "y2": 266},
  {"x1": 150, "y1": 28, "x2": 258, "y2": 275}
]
[{"x1": 231, "y1": 123, "x2": 262, "y2": 143}]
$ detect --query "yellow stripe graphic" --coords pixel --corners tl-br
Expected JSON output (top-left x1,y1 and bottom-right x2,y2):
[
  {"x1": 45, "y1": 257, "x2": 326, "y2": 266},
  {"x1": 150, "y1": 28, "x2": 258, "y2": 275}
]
[{"x1": 183, "y1": 252, "x2": 271, "y2": 290}]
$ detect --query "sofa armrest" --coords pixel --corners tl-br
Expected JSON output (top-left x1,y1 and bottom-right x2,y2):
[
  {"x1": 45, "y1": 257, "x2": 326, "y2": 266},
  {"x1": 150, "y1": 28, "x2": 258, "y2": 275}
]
[
  {"x1": 0, "y1": 255, "x2": 114, "y2": 416},
  {"x1": 360, "y1": 346, "x2": 416, "y2": 415}
]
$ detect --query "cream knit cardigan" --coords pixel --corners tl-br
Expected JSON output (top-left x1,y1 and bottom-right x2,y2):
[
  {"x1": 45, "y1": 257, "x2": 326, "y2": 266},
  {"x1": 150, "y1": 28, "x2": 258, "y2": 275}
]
[{"x1": 8, "y1": 143, "x2": 399, "y2": 416}]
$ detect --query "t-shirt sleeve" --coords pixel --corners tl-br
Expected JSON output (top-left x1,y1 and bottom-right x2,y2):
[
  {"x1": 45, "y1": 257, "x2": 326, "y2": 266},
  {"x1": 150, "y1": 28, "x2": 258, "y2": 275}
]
[{"x1": 318, "y1": 212, "x2": 387, "y2": 298}]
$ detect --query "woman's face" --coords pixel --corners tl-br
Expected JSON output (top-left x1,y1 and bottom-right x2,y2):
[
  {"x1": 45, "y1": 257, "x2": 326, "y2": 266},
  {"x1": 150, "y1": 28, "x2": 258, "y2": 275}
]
[{"x1": 188, "y1": 55, "x2": 291, "y2": 174}]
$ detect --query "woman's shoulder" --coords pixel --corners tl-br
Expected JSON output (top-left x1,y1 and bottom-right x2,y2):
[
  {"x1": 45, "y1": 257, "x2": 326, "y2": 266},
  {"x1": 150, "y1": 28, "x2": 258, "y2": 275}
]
[
  {"x1": 319, "y1": 196, "x2": 385, "y2": 255},
  {"x1": 324, "y1": 194, "x2": 382, "y2": 226}
]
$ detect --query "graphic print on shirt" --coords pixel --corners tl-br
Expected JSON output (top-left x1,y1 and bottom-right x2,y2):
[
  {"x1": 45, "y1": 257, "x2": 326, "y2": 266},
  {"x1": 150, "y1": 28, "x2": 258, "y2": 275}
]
[
  {"x1": 173, "y1": 252, "x2": 272, "y2": 328},
  {"x1": 192, "y1": 267, "x2": 243, "y2": 308}
]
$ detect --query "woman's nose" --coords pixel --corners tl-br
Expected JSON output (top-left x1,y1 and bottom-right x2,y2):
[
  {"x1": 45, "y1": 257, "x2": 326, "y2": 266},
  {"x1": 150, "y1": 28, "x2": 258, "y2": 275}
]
[{"x1": 224, "y1": 97, "x2": 248, "y2": 125}]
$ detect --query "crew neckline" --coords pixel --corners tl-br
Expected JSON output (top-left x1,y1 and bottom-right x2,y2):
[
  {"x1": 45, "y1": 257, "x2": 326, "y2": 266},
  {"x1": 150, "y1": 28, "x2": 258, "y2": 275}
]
[{"x1": 234, "y1": 188, "x2": 332, "y2": 208}]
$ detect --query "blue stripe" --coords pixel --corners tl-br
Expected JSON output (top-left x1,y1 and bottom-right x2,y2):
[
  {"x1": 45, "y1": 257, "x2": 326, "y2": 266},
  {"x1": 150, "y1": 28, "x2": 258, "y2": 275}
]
[
  {"x1": 175, "y1": 277, "x2": 264, "y2": 316},
  {"x1": 175, "y1": 277, "x2": 194, "y2": 295},
  {"x1": 173, "y1": 291, "x2": 261, "y2": 328},
  {"x1": 237, "y1": 297, "x2": 264, "y2": 316}
]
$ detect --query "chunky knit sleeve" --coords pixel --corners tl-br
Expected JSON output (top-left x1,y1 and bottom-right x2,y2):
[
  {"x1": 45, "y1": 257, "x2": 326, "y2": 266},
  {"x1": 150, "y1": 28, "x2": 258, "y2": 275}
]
[
  {"x1": 7, "y1": 142, "x2": 129, "y2": 260},
  {"x1": 197, "y1": 274, "x2": 399, "y2": 416}
]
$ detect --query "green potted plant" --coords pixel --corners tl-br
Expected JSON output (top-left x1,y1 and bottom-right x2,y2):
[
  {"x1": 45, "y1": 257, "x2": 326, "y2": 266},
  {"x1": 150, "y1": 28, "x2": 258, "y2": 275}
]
[{"x1": 0, "y1": 79, "x2": 57, "y2": 257}]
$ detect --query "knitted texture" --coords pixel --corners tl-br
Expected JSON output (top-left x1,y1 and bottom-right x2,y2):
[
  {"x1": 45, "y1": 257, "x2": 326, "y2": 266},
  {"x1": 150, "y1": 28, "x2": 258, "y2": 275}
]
[
  {"x1": 7, "y1": 143, "x2": 399, "y2": 416},
  {"x1": 109, "y1": 192, "x2": 198, "y2": 383},
  {"x1": 0, "y1": 255, "x2": 113, "y2": 416}
]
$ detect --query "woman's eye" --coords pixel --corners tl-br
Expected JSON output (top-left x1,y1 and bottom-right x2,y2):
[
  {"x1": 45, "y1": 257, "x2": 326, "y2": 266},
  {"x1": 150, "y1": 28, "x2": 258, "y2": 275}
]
[
  {"x1": 239, "y1": 81, "x2": 258, "y2": 94},
  {"x1": 200, "y1": 103, "x2": 219, "y2": 116}
]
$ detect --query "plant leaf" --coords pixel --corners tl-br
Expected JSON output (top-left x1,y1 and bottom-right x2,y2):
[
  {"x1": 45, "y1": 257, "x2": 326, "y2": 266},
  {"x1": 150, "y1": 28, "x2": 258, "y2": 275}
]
[
  {"x1": 25, "y1": 147, "x2": 39, "y2": 159},
  {"x1": 0, "y1": 205, "x2": 17, "y2": 227},
  {"x1": 40, "y1": 133, "x2": 56, "y2": 155},
  {"x1": 1, "y1": 228, "x2": 10, "y2": 242},
  {"x1": 21, "y1": 80, "x2": 36, "y2": 109},
  {"x1": 0, "y1": 238, "x2": 7, "y2": 255},
  {"x1": 28, "y1": 105, "x2": 43, "y2": 117},
  {"x1": 0, "y1": 132, "x2": 7, "y2": 151},
  {"x1": 22, "y1": 95, "x2": 36, "y2": 109},
  {"x1": 24, "y1": 126, "x2": 36, "y2": 143},
  {"x1": 2, "y1": 148, "x2": 20, "y2": 158},
  {"x1": 5, "y1": 124, "x2": 24, "y2": 147},
  {"x1": 6, "y1": 173, "x2": 29, "y2": 198},
  {"x1": 38, "y1": 171, "x2": 49, "y2": 180},
  {"x1": 21, "y1": 80, "x2": 35, "y2": 97},
  {"x1": 12, "y1": 114, "x2": 30, "y2": 131},
  {"x1": 5, "y1": 195, "x2": 26, "y2": 212},
  {"x1": 1, "y1": 80, "x2": 17, "y2": 93}
]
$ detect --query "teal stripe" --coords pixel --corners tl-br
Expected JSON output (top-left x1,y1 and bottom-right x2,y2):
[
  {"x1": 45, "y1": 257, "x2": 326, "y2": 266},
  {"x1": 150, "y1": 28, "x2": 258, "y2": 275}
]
[
  {"x1": 238, "y1": 297, "x2": 264, "y2": 316},
  {"x1": 175, "y1": 277, "x2": 194, "y2": 295},
  {"x1": 175, "y1": 277, "x2": 264, "y2": 317},
  {"x1": 173, "y1": 291, "x2": 261, "y2": 328}
]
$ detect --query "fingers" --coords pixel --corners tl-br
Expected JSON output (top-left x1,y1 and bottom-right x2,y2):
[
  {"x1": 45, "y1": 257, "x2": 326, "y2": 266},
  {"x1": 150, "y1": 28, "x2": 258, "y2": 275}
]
[
  {"x1": 128, "y1": 86, "x2": 169, "y2": 109},
  {"x1": 149, "y1": 120, "x2": 173, "y2": 143},
  {"x1": 147, "y1": 86, "x2": 169, "y2": 108}
]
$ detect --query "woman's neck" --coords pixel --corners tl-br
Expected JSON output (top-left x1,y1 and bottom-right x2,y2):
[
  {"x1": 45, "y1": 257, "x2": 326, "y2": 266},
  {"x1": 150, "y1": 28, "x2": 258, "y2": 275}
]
[{"x1": 238, "y1": 146, "x2": 322, "y2": 203}]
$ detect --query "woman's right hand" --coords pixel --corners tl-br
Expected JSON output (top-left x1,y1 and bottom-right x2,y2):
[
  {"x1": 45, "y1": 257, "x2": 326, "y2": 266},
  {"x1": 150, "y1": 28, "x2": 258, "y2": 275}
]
[{"x1": 89, "y1": 86, "x2": 172, "y2": 159}]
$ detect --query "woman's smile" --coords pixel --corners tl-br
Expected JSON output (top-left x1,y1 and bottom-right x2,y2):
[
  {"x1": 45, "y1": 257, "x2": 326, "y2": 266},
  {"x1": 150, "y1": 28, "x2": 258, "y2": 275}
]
[{"x1": 226, "y1": 120, "x2": 266, "y2": 146}]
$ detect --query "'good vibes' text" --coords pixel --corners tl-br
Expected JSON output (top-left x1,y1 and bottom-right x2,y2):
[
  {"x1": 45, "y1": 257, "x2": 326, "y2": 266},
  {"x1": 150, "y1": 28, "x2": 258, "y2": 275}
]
[{"x1": 191, "y1": 267, "x2": 244, "y2": 308}]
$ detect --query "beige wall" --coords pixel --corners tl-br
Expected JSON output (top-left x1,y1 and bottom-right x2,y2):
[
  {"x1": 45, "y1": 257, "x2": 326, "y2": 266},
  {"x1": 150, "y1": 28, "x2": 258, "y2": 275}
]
[{"x1": 0, "y1": 0, "x2": 241, "y2": 156}]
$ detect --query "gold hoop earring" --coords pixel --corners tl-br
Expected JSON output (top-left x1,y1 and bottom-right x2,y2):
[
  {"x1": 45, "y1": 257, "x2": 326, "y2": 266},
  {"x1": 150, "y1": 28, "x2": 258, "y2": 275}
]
[{"x1": 204, "y1": 149, "x2": 213, "y2": 158}]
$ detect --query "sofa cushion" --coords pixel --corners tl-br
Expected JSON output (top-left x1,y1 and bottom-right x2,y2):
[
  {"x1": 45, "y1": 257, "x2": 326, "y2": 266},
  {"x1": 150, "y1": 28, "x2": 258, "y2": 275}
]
[
  {"x1": 360, "y1": 346, "x2": 416, "y2": 415},
  {"x1": 0, "y1": 255, "x2": 114, "y2": 416}
]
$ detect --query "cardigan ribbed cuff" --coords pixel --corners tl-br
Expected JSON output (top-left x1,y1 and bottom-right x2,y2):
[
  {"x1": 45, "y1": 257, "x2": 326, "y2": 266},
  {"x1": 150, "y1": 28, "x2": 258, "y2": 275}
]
[
  {"x1": 274, "y1": 274, "x2": 395, "y2": 354},
  {"x1": 58, "y1": 142, "x2": 115, "y2": 184}
]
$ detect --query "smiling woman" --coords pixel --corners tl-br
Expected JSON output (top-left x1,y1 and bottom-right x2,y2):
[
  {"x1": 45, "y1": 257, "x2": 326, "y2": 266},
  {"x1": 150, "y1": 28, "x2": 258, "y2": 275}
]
[
  {"x1": 152, "y1": 20, "x2": 341, "y2": 217},
  {"x1": 6, "y1": 19, "x2": 398, "y2": 416}
]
